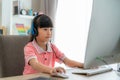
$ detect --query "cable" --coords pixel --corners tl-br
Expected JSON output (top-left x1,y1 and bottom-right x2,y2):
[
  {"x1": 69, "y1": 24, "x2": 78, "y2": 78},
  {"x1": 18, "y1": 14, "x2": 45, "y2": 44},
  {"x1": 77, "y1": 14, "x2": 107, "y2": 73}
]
[
  {"x1": 96, "y1": 57, "x2": 109, "y2": 65},
  {"x1": 96, "y1": 57, "x2": 113, "y2": 70}
]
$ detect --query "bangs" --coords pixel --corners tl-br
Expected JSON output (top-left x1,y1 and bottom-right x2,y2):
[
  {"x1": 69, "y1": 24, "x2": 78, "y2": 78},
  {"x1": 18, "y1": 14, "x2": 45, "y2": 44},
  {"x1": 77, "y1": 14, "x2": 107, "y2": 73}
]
[{"x1": 37, "y1": 15, "x2": 53, "y2": 28}]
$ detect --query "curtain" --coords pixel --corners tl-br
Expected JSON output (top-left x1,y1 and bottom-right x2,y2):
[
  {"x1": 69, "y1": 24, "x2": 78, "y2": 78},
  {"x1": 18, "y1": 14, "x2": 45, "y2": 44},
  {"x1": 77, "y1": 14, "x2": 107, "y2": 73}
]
[
  {"x1": 45, "y1": 0, "x2": 58, "y2": 24},
  {"x1": 55, "y1": 0, "x2": 93, "y2": 64}
]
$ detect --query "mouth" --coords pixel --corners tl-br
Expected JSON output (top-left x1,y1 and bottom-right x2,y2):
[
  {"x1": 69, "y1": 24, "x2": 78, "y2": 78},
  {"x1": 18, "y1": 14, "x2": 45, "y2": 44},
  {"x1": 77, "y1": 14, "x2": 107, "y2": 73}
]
[
  {"x1": 46, "y1": 36, "x2": 51, "y2": 38},
  {"x1": 45, "y1": 37, "x2": 51, "y2": 40},
  {"x1": 46, "y1": 37, "x2": 50, "y2": 38}
]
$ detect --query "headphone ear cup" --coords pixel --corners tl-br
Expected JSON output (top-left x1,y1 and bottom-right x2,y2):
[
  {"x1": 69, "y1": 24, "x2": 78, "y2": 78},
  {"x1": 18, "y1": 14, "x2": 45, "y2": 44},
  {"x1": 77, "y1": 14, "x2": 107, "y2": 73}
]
[
  {"x1": 31, "y1": 23, "x2": 38, "y2": 36},
  {"x1": 33, "y1": 27, "x2": 38, "y2": 36}
]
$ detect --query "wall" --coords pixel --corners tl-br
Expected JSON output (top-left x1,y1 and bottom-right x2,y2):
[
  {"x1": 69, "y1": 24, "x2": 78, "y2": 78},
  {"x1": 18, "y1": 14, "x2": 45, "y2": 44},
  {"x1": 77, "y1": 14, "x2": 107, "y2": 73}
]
[
  {"x1": 1, "y1": 0, "x2": 12, "y2": 34},
  {"x1": 0, "y1": 0, "x2": 2, "y2": 26},
  {"x1": 1, "y1": 0, "x2": 58, "y2": 35}
]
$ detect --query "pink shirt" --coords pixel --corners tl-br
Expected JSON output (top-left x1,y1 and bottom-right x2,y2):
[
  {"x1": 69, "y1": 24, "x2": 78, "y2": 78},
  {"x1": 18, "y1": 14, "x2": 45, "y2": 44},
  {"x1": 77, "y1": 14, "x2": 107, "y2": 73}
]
[{"x1": 23, "y1": 40, "x2": 65, "y2": 75}]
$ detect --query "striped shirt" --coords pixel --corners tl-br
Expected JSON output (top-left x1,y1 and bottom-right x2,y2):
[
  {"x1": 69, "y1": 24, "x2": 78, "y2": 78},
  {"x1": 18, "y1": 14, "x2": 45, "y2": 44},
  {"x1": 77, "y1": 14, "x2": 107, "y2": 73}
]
[{"x1": 23, "y1": 40, "x2": 65, "y2": 75}]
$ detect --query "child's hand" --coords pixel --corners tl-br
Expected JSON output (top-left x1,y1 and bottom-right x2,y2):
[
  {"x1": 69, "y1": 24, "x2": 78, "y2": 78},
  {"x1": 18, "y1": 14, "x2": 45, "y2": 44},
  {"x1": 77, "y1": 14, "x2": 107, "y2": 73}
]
[
  {"x1": 78, "y1": 62, "x2": 84, "y2": 68},
  {"x1": 50, "y1": 67, "x2": 66, "y2": 75}
]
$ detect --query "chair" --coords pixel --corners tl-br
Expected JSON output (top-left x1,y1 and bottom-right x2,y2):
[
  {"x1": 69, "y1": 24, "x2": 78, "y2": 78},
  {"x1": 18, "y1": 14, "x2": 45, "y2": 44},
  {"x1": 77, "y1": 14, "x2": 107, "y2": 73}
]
[{"x1": 0, "y1": 35, "x2": 29, "y2": 77}]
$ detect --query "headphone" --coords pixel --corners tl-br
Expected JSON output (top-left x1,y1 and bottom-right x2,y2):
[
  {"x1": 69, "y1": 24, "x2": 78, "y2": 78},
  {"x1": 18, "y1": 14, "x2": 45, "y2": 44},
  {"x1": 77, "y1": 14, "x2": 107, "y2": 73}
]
[
  {"x1": 31, "y1": 15, "x2": 42, "y2": 36},
  {"x1": 31, "y1": 22, "x2": 38, "y2": 36}
]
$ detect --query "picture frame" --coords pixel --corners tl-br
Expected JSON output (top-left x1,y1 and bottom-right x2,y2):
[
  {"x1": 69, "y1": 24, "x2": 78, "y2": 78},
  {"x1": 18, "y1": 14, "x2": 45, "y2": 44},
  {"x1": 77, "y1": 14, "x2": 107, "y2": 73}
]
[
  {"x1": 15, "y1": 23, "x2": 26, "y2": 35},
  {"x1": 0, "y1": 26, "x2": 7, "y2": 35},
  {"x1": 13, "y1": 0, "x2": 20, "y2": 15}
]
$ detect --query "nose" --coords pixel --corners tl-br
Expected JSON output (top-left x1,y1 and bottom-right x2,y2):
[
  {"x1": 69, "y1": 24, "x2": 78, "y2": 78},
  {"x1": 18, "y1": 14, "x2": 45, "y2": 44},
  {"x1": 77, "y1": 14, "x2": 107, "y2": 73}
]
[{"x1": 47, "y1": 29, "x2": 52, "y2": 35}]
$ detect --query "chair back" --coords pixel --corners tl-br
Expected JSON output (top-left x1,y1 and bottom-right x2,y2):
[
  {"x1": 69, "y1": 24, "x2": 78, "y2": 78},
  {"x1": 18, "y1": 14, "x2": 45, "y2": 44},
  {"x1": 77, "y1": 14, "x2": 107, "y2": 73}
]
[{"x1": 0, "y1": 35, "x2": 29, "y2": 77}]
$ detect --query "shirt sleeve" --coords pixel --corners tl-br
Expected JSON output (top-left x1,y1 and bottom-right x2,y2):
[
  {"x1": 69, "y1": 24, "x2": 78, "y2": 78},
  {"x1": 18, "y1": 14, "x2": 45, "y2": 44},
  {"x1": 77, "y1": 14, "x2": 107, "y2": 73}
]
[
  {"x1": 24, "y1": 43, "x2": 37, "y2": 65},
  {"x1": 51, "y1": 44, "x2": 66, "y2": 64}
]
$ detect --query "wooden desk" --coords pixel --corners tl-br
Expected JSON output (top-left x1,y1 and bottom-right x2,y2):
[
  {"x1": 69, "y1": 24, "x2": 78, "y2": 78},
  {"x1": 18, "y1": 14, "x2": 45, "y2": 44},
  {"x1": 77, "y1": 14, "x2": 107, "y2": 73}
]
[{"x1": 0, "y1": 69, "x2": 119, "y2": 80}]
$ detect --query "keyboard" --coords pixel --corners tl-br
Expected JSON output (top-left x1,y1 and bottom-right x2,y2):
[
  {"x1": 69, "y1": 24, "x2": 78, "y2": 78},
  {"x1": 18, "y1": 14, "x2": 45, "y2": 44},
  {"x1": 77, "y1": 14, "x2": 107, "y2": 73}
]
[
  {"x1": 51, "y1": 73, "x2": 69, "y2": 78},
  {"x1": 72, "y1": 67, "x2": 113, "y2": 76}
]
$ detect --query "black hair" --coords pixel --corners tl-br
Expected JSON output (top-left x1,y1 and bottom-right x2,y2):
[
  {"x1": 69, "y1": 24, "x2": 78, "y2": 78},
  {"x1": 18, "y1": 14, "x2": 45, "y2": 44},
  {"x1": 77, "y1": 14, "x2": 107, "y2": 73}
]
[{"x1": 30, "y1": 14, "x2": 53, "y2": 41}]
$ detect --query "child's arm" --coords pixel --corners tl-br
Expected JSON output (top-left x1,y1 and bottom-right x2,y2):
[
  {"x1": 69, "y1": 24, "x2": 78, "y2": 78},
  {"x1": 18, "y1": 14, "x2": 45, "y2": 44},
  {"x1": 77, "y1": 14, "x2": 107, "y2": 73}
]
[
  {"x1": 29, "y1": 58, "x2": 66, "y2": 74},
  {"x1": 63, "y1": 57, "x2": 84, "y2": 68}
]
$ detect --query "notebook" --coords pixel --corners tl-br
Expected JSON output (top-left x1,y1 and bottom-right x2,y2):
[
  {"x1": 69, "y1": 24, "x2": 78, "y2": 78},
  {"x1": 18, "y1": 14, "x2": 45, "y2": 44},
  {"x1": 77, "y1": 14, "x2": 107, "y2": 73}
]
[
  {"x1": 29, "y1": 77, "x2": 51, "y2": 80},
  {"x1": 29, "y1": 76, "x2": 57, "y2": 80}
]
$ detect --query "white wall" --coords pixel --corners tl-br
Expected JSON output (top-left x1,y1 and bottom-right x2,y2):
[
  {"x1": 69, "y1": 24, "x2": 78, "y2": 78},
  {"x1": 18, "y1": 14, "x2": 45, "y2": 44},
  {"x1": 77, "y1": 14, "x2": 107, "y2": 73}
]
[
  {"x1": 0, "y1": 0, "x2": 2, "y2": 26},
  {"x1": 2, "y1": 0, "x2": 12, "y2": 34}
]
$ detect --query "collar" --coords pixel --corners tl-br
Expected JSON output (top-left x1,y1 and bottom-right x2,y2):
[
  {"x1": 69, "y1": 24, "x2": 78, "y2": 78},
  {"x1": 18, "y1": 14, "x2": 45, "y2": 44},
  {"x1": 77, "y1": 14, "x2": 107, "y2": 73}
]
[{"x1": 32, "y1": 39, "x2": 52, "y2": 54}]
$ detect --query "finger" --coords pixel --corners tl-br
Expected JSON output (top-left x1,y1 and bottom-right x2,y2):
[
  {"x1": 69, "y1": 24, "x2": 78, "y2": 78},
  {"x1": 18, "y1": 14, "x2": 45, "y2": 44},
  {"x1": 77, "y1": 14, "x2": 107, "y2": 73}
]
[
  {"x1": 60, "y1": 67, "x2": 66, "y2": 73},
  {"x1": 55, "y1": 67, "x2": 62, "y2": 73},
  {"x1": 58, "y1": 67, "x2": 66, "y2": 73},
  {"x1": 56, "y1": 68, "x2": 62, "y2": 73},
  {"x1": 53, "y1": 68, "x2": 57, "y2": 73},
  {"x1": 50, "y1": 69, "x2": 57, "y2": 75}
]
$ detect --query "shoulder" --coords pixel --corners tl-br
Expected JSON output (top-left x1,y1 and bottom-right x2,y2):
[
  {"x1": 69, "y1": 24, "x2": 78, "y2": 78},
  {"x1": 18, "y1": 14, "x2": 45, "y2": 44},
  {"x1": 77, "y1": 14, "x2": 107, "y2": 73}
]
[
  {"x1": 50, "y1": 43, "x2": 58, "y2": 49},
  {"x1": 24, "y1": 42, "x2": 37, "y2": 56},
  {"x1": 24, "y1": 42, "x2": 34, "y2": 50},
  {"x1": 50, "y1": 43, "x2": 61, "y2": 52},
  {"x1": 25, "y1": 42, "x2": 33, "y2": 47}
]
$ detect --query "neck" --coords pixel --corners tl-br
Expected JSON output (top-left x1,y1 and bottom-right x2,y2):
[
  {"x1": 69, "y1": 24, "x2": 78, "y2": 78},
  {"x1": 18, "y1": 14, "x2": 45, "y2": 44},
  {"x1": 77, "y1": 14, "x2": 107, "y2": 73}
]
[{"x1": 35, "y1": 39, "x2": 47, "y2": 51}]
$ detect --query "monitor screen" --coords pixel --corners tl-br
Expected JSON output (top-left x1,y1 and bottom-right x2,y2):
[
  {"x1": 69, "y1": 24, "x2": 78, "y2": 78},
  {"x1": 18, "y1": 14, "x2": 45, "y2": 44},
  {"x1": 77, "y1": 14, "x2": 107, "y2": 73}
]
[{"x1": 84, "y1": 0, "x2": 120, "y2": 69}]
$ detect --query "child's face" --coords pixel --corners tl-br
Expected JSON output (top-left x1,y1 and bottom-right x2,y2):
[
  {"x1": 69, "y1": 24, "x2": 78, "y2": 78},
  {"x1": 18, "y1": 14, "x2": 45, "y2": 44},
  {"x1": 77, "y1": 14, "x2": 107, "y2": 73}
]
[{"x1": 36, "y1": 27, "x2": 53, "y2": 42}]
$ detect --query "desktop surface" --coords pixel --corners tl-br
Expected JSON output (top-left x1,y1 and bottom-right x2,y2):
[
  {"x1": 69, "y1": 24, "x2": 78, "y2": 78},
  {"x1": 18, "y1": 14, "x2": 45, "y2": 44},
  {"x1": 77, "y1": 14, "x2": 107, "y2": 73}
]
[{"x1": 0, "y1": 68, "x2": 119, "y2": 80}]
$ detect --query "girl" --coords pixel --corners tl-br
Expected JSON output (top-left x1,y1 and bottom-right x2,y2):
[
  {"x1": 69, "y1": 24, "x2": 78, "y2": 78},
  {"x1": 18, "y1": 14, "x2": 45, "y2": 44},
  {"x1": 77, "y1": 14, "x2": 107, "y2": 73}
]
[{"x1": 23, "y1": 14, "x2": 83, "y2": 75}]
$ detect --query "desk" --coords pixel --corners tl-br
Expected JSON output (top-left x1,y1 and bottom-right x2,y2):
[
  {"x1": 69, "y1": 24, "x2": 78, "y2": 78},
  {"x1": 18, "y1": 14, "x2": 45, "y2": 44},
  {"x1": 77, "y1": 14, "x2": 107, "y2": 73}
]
[{"x1": 0, "y1": 69, "x2": 120, "y2": 80}]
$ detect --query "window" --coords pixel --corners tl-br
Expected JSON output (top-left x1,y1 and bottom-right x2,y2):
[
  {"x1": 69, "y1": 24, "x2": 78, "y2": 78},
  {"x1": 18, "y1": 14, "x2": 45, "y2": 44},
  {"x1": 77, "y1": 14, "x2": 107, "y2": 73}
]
[{"x1": 55, "y1": 0, "x2": 93, "y2": 68}]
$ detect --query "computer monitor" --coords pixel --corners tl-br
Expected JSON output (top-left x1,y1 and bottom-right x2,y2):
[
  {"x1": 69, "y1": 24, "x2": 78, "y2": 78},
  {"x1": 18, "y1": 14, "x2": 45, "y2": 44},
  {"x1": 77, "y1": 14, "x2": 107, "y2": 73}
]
[{"x1": 84, "y1": 0, "x2": 120, "y2": 69}]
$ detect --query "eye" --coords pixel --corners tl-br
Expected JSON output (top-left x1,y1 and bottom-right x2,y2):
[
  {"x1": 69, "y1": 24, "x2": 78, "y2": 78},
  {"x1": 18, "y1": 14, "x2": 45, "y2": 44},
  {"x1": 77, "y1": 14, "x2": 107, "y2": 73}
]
[
  {"x1": 50, "y1": 28, "x2": 53, "y2": 31},
  {"x1": 43, "y1": 28, "x2": 47, "y2": 31}
]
